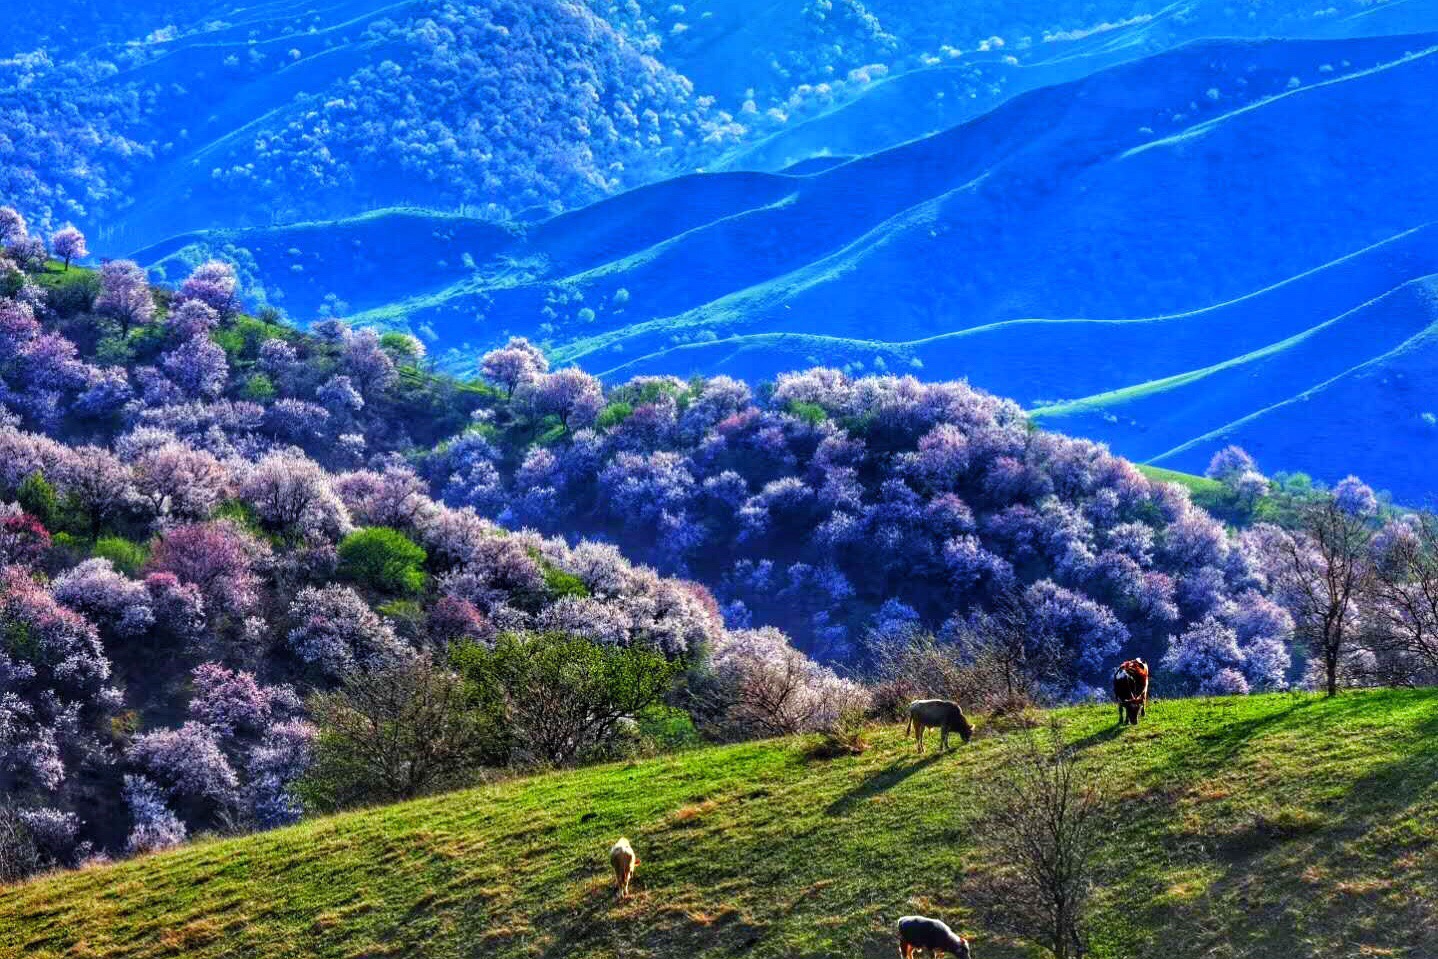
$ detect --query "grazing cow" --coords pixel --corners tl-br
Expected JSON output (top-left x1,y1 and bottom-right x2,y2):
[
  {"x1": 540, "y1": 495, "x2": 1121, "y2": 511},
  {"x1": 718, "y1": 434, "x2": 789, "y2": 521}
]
[
  {"x1": 1112, "y1": 658, "x2": 1150, "y2": 725},
  {"x1": 610, "y1": 837, "x2": 637, "y2": 898},
  {"x1": 897, "y1": 915, "x2": 971, "y2": 958},
  {"x1": 905, "y1": 699, "x2": 973, "y2": 753}
]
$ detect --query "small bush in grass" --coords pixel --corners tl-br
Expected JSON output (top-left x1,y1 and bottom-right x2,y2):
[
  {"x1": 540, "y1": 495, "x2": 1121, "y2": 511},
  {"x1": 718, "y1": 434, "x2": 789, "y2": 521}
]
[
  {"x1": 811, "y1": 705, "x2": 870, "y2": 758},
  {"x1": 973, "y1": 717, "x2": 1106, "y2": 959},
  {"x1": 338, "y1": 527, "x2": 427, "y2": 595}
]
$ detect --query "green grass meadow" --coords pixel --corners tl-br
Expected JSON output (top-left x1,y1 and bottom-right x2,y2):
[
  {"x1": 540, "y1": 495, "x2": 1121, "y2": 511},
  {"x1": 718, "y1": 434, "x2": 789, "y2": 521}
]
[{"x1": 3, "y1": 690, "x2": 1437, "y2": 959}]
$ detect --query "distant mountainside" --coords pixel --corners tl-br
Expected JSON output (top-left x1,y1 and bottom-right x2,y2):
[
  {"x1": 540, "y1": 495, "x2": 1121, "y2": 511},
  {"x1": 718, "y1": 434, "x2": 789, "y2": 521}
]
[
  {"x1": 141, "y1": 32, "x2": 1438, "y2": 499},
  {"x1": 7, "y1": 0, "x2": 1433, "y2": 248}
]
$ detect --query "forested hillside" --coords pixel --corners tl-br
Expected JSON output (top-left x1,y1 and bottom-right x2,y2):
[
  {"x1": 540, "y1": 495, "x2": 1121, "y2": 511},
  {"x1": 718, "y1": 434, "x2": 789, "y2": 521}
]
[{"x1": 1, "y1": 205, "x2": 1434, "y2": 888}]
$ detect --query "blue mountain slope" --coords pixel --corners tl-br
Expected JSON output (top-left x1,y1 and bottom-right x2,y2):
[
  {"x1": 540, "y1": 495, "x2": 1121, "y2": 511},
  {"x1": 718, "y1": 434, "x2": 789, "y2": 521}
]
[
  {"x1": 136, "y1": 32, "x2": 1438, "y2": 495},
  {"x1": 1148, "y1": 315, "x2": 1438, "y2": 506},
  {"x1": 1031, "y1": 276, "x2": 1438, "y2": 484},
  {"x1": 599, "y1": 223, "x2": 1438, "y2": 396}
]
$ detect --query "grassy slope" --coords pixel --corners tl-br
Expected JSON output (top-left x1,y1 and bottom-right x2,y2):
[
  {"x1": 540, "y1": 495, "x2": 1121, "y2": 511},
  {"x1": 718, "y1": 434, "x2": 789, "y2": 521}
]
[{"x1": 4, "y1": 691, "x2": 1438, "y2": 959}]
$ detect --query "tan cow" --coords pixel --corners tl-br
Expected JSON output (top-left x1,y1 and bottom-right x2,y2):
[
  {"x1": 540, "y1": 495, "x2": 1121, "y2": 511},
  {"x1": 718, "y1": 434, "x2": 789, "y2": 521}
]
[
  {"x1": 905, "y1": 699, "x2": 973, "y2": 753},
  {"x1": 610, "y1": 837, "x2": 637, "y2": 898}
]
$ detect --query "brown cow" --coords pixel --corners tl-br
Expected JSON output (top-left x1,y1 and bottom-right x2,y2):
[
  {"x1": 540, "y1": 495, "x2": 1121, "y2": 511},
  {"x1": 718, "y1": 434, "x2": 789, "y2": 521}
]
[{"x1": 1113, "y1": 658, "x2": 1150, "y2": 725}]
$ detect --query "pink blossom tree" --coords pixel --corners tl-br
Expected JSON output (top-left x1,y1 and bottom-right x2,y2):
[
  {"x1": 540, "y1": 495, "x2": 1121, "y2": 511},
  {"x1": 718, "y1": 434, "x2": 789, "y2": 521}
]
[
  {"x1": 49, "y1": 227, "x2": 87, "y2": 271},
  {"x1": 94, "y1": 260, "x2": 154, "y2": 334}
]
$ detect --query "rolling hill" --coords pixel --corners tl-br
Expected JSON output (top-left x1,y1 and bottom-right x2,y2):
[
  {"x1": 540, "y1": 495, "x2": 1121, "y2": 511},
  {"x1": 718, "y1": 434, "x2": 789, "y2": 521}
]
[
  {"x1": 10, "y1": 0, "x2": 1435, "y2": 247},
  {"x1": 141, "y1": 32, "x2": 1438, "y2": 499},
  {"x1": 4, "y1": 690, "x2": 1437, "y2": 958}
]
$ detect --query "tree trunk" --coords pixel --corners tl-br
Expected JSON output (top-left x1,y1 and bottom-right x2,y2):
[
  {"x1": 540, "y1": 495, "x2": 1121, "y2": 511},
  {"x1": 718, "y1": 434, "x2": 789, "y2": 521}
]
[{"x1": 1326, "y1": 648, "x2": 1339, "y2": 698}]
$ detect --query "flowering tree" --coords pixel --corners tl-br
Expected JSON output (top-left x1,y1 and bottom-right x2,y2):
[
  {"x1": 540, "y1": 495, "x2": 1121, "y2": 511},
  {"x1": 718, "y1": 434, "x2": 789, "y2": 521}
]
[
  {"x1": 481, "y1": 337, "x2": 549, "y2": 397},
  {"x1": 122, "y1": 775, "x2": 187, "y2": 853},
  {"x1": 129, "y1": 721, "x2": 239, "y2": 809},
  {"x1": 520, "y1": 367, "x2": 604, "y2": 430},
  {"x1": 1334, "y1": 476, "x2": 1378, "y2": 518},
  {"x1": 286, "y1": 585, "x2": 408, "y2": 678},
  {"x1": 162, "y1": 336, "x2": 229, "y2": 399},
  {"x1": 147, "y1": 521, "x2": 268, "y2": 616},
  {"x1": 166, "y1": 300, "x2": 219, "y2": 340},
  {"x1": 49, "y1": 227, "x2": 87, "y2": 270},
  {"x1": 698, "y1": 626, "x2": 870, "y2": 739},
  {"x1": 1205, "y1": 445, "x2": 1257, "y2": 482},
  {"x1": 178, "y1": 261, "x2": 239, "y2": 319},
  {"x1": 0, "y1": 510, "x2": 51, "y2": 566},
  {"x1": 0, "y1": 208, "x2": 27, "y2": 247},
  {"x1": 57, "y1": 444, "x2": 137, "y2": 537},
  {"x1": 94, "y1": 260, "x2": 154, "y2": 334},
  {"x1": 1252, "y1": 495, "x2": 1374, "y2": 696},
  {"x1": 239, "y1": 451, "x2": 352, "y2": 541},
  {"x1": 132, "y1": 443, "x2": 231, "y2": 521},
  {"x1": 52, "y1": 558, "x2": 155, "y2": 638},
  {"x1": 0, "y1": 568, "x2": 118, "y2": 795}
]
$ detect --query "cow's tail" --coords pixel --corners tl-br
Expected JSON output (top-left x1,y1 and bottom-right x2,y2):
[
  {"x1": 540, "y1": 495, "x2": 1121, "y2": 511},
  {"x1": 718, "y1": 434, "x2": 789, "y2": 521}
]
[{"x1": 904, "y1": 715, "x2": 912, "y2": 736}]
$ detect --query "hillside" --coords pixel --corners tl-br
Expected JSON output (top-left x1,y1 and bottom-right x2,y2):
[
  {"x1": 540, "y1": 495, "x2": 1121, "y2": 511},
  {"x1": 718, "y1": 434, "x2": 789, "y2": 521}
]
[
  {"x1": 10, "y1": 0, "x2": 1434, "y2": 247},
  {"x1": 4, "y1": 690, "x2": 1437, "y2": 958},
  {"x1": 142, "y1": 32, "x2": 1438, "y2": 499}
]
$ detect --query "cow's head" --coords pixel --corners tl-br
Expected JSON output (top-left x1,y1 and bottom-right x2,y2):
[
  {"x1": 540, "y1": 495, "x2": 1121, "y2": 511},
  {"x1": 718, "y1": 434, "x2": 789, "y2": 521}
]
[{"x1": 955, "y1": 709, "x2": 974, "y2": 743}]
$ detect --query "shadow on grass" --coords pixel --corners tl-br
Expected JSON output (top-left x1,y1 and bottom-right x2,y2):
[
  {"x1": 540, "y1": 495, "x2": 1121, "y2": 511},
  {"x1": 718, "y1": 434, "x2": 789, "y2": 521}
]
[
  {"x1": 1069, "y1": 723, "x2": 1125, "y2": 752},
  {"x1": 823, "y1": 752, "x2": 947, "y2": 816},
  {"x1": 1162, "y1": 696, "x2": 1318, "y2": 777},
  {"x1": 1118, "y1": 692, "x2": 1438, "y2": 959}
]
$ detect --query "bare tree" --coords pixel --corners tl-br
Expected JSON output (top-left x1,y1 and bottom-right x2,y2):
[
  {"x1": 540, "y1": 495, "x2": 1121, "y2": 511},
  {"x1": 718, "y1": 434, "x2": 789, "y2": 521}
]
[
  {"x1": 1264, "y1": 497, "x2": 1374, "y2": 697},
  {"x1": 0, "y1": 809, "x2": 41, "y2": 883},
  {"x1": 977, "y1": 718, "x2": 1106, "y2": 959}
]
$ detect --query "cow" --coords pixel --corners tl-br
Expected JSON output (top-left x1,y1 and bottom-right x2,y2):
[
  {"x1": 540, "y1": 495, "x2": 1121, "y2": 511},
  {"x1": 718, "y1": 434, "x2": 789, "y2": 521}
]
[
  {"x1": 897, "y1": 915, "x2": 971, "y2": 958},
  {"x1": 1112, "y1": 658, "x2": 1150, "y2": 726},
  {"x1": 610, "y1": 837, "x2": 637, "y2": 898},
  {"x1": 905, "y1": 699, "x2": 973, "y2": 753}
]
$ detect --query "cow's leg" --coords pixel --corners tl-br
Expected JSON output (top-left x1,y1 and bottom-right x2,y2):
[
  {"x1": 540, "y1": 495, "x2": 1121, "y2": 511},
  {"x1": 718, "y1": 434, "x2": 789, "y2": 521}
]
[
  {"x1": 941, "y1": 725, "x2": 950, "y2": 750},
  {"x1": 915, "y1": 723, "x2": 926, "y2": 753}
]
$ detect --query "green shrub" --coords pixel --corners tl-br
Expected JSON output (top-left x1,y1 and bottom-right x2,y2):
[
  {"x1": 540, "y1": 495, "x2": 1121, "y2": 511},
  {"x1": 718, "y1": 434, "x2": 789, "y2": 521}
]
[
  {"x1": 213, "y1": 498, "x2": 263, "y2": 532},
  {"x1": 786, "y1": 400, "x2": 828, "y2": 425},
  {"x1": 210, "y1": 327, "x2": 246, "y2": 358},
  {"x1": 338, "y1": 527, "x2": 428, "y2": 595},
  {"x1": 380, "y1": 331, "x2": 424, "y2": 363},
  {"x1": 596, "y1": 401, "x2": 633, "y2": 430},
  {"x1": 300, "y1": 656, "x2": 508, "y2": 811},
  {"x1": 92, "y1": 536, "x2": 149, "y2": 576},
  {"x1": 454, "y1": 631, "x2": 683, "y2": 766},
  {"x1": 636, "y1": 704, "x2": 702, "y2": 752},
  {"x1": 16, "y1": 472, "x2": 57, "y2": 527},
  {"x1": 94, "y1": 335, "x2": 135, "y2": 366},
  {"x1": 541, "y1": 563, "x2": 589, "y2": 600},
  {"x1": 241, "y1": 373, "x2": 277, "y2": 401}
]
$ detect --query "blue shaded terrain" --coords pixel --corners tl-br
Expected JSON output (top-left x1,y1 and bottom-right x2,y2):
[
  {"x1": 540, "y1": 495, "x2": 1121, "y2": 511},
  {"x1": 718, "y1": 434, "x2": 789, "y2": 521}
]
[{"x1": 142, "y1": 32, "x2": 1438, "y2": 499}]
